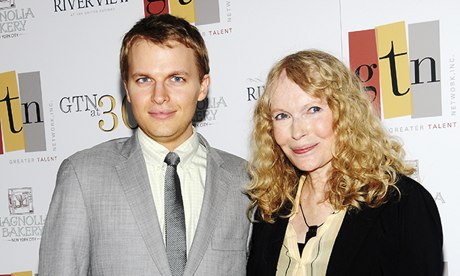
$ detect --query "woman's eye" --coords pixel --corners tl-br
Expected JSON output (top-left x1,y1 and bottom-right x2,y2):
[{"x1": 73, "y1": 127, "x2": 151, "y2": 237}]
[
  {"x1": 273, "y1": 113, "x2": 289, "y2": 120},
  {"x1": 309, "y1": 106, "x2": 321, "y2": 113}
]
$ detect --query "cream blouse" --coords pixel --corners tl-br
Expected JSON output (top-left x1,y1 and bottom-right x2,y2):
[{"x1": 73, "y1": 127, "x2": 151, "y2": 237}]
[{"x1": 276, "y1": 176, "x2": 346, "y2": 276}]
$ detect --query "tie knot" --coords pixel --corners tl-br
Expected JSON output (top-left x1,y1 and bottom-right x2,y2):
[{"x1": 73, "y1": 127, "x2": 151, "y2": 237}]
[{"x1": 164, "y1": 152, "x2": 180, "y2": 166}]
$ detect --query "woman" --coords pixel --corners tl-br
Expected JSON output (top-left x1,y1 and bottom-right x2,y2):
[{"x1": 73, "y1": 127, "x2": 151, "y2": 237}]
[{"x1": 246, "y1": 50, "x2": 443, "y2": 276}]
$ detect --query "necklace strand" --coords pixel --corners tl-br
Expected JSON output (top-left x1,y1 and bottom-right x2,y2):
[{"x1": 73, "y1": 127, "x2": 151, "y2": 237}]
[
  {"x1": 299, "y1": 202, "x2": 325, "y2": 246},
  {"x1": 299, "y1": 202, "x2": 325, "y2": 228}
]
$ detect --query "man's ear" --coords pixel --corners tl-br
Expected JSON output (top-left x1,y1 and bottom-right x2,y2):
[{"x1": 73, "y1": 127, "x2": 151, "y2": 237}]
[
  {"x1": 198, "y1": 74, "x2": 210, "y2": 101},
  {"x1": 124, "y1": 81, "x2": 131, "y2": 103}
]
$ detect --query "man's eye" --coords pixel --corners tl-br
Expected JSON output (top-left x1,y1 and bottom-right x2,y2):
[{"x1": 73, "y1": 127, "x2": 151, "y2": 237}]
[
  {"x1": 273, "y1": 113, "x2": 289, "y2": 120},
  {"x1": 171, "y1": 76, "x2": 184, "y2": 83},
  {"x1": 136, "y1": 77, "x2": 150, "y2": 84}
]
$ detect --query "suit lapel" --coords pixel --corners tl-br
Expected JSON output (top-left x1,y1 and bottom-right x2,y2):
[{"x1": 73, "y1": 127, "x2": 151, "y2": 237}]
[
  {"x1": 327, "y1": 205, "x2": 383, "y2": 275},
  {"x1": 115, "y1": 135, "x2": 171, "y2": 276},
  {"x1": 184, "y1": 135, "x2": 230, "y2": 275}
]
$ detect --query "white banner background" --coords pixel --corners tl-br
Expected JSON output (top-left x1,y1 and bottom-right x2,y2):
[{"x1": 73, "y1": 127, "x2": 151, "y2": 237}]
[{"x1": 0, "y1": 0, "x2": 457, "y2": 274}]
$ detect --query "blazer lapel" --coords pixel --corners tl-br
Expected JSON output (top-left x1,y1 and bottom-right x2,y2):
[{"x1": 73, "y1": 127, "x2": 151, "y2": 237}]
[
  {"x1": 184, "y1": 134, "x2": 230, "y2": 275},
  {"x1": 259, "y1": 205, "x2": 291, "y2": 271},
  {"x1": 327, "y1": 205, "x2": 383, "y2": 275},
  {"x1": 115, "y1": 135, "x2": 171, "y2": 276}
]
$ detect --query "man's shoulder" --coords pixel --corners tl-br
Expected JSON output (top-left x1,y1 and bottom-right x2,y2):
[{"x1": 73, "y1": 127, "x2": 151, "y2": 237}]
[
  {"x1": 197, "y1": 132, "x2": 247, "y2": 167},
  {"x1": 207, "y1": 146, "x2": 249, "y2": 182},
  {"x1": 210, "y1": 147, "x2": 246, "y2": 164},
  {"x1": 66, "y1": 136, "x2": 132, "y2": 164}
]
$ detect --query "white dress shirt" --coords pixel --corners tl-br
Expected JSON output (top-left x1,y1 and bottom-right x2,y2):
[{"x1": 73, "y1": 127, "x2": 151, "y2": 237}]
[{"x1": 137, "y1": 128, "x2": 207, "y2": 253}]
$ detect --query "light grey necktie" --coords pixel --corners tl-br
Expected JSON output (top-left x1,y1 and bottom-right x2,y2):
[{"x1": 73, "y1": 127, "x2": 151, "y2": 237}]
[{"x1": 164, "y1": 152, "x2": 186, "y2": 276}]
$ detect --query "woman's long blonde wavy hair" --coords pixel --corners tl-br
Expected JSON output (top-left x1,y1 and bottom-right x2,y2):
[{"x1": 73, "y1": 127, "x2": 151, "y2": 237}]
[{"x1": 247, "y1": 50, "x2": 414, "y2": 223}]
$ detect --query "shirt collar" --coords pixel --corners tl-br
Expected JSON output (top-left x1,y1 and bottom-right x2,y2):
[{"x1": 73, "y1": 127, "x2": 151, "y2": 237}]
[
  {"x1": 137, "y1": 128, "x2": 200, "y2": 167},
  {"x1": 290, "y1": 175, "x2": 307, "y2": 220}
]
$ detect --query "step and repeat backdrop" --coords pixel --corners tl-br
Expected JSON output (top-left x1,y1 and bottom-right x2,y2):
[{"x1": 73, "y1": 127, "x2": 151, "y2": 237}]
[{"x1": 0, "y1": 0, "x2": 458, "y2": 274}]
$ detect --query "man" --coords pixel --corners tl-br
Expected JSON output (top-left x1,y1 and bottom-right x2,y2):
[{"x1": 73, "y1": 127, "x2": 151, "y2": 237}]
[{"x1": 39, "y1": 14, "x2": 250, "y2": 276}]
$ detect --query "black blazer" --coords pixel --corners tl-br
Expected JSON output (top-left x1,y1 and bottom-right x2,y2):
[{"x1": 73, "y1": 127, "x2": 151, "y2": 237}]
[{"x1": 247, "y1": 175, "x2": 443, "y2": 276}]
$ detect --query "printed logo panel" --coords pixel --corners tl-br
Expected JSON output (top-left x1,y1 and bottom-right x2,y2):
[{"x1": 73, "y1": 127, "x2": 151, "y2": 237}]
[
  {"x1": 143, "y1": 0, "x2": 220, "y2": 25},
  {"x1": 377, "y1": 21, "x2": 412, "y2": 119},
  {"x1": 348, "y1": 29, "x2": 381, "y2": 118},
  {"x1": 0, "y1": 71, "x2": 25, "y2": 152},
  {"x1": 408, "y1": 21, "x2": 442, "y2": 118},
  {"x1": 0, "y1": 71, "x2": 46, "y2": 154},
  {"x1": 0, "y1": 271, "x2": 33, "y2": 276},
  {"x1": 349, "y1": 20, "x2": 442, "y2": 119}
]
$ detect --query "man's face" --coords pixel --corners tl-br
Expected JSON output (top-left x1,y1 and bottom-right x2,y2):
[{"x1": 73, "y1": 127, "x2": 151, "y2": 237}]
[{"x1": 124, "y1": 39, "x2": 209, "y2": 151}]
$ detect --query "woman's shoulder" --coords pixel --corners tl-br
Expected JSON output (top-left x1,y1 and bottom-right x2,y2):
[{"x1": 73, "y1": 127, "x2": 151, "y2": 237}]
[
  {"x1": 386, "y1": 174, "x2": 439, "y2": 214},
  {"x1": 394, "y1": 174, "x2": 433, "y2": 199}
]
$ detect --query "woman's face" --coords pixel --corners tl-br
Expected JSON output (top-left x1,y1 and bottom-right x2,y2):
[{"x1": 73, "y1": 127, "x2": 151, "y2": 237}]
[{"x1": 270, "y1": 71, "x2": 335, "y2": 178}]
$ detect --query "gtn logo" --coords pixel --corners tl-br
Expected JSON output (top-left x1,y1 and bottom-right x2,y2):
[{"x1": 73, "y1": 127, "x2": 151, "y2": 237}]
[
  {"x1": 349, "y1": 20, "x2": 441, "y2": 119},
  {"x1": 143, "y1": 0, "x2": 220, "y2": 25},
  {"x1": 0, "y1": 71, "x2": 46, "y2": 154}
]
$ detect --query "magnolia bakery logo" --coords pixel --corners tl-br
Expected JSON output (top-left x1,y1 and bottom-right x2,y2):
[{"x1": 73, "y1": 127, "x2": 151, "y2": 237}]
[
  {"x1": 1, "y1": 187, "x2": 45, "y2": 242},
  {"x1": 0, "y1": 0, "x2": 35, "y2": 39},
  {"x1": 193, "y1": 96, "x2": 228, "y2": 128},
  {"x1": 0, "y1": 0, "x2": 15, "y2": 9}
]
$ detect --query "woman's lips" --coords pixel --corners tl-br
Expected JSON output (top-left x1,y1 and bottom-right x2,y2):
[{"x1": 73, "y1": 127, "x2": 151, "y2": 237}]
[{"x1": 292, "y1": 143, "x2": 318, "y2": 154}]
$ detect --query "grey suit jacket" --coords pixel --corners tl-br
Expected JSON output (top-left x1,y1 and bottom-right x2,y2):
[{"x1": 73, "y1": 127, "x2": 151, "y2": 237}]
[{"x1": 39, "y1": 133, "x2": 251, "y2": 275}]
